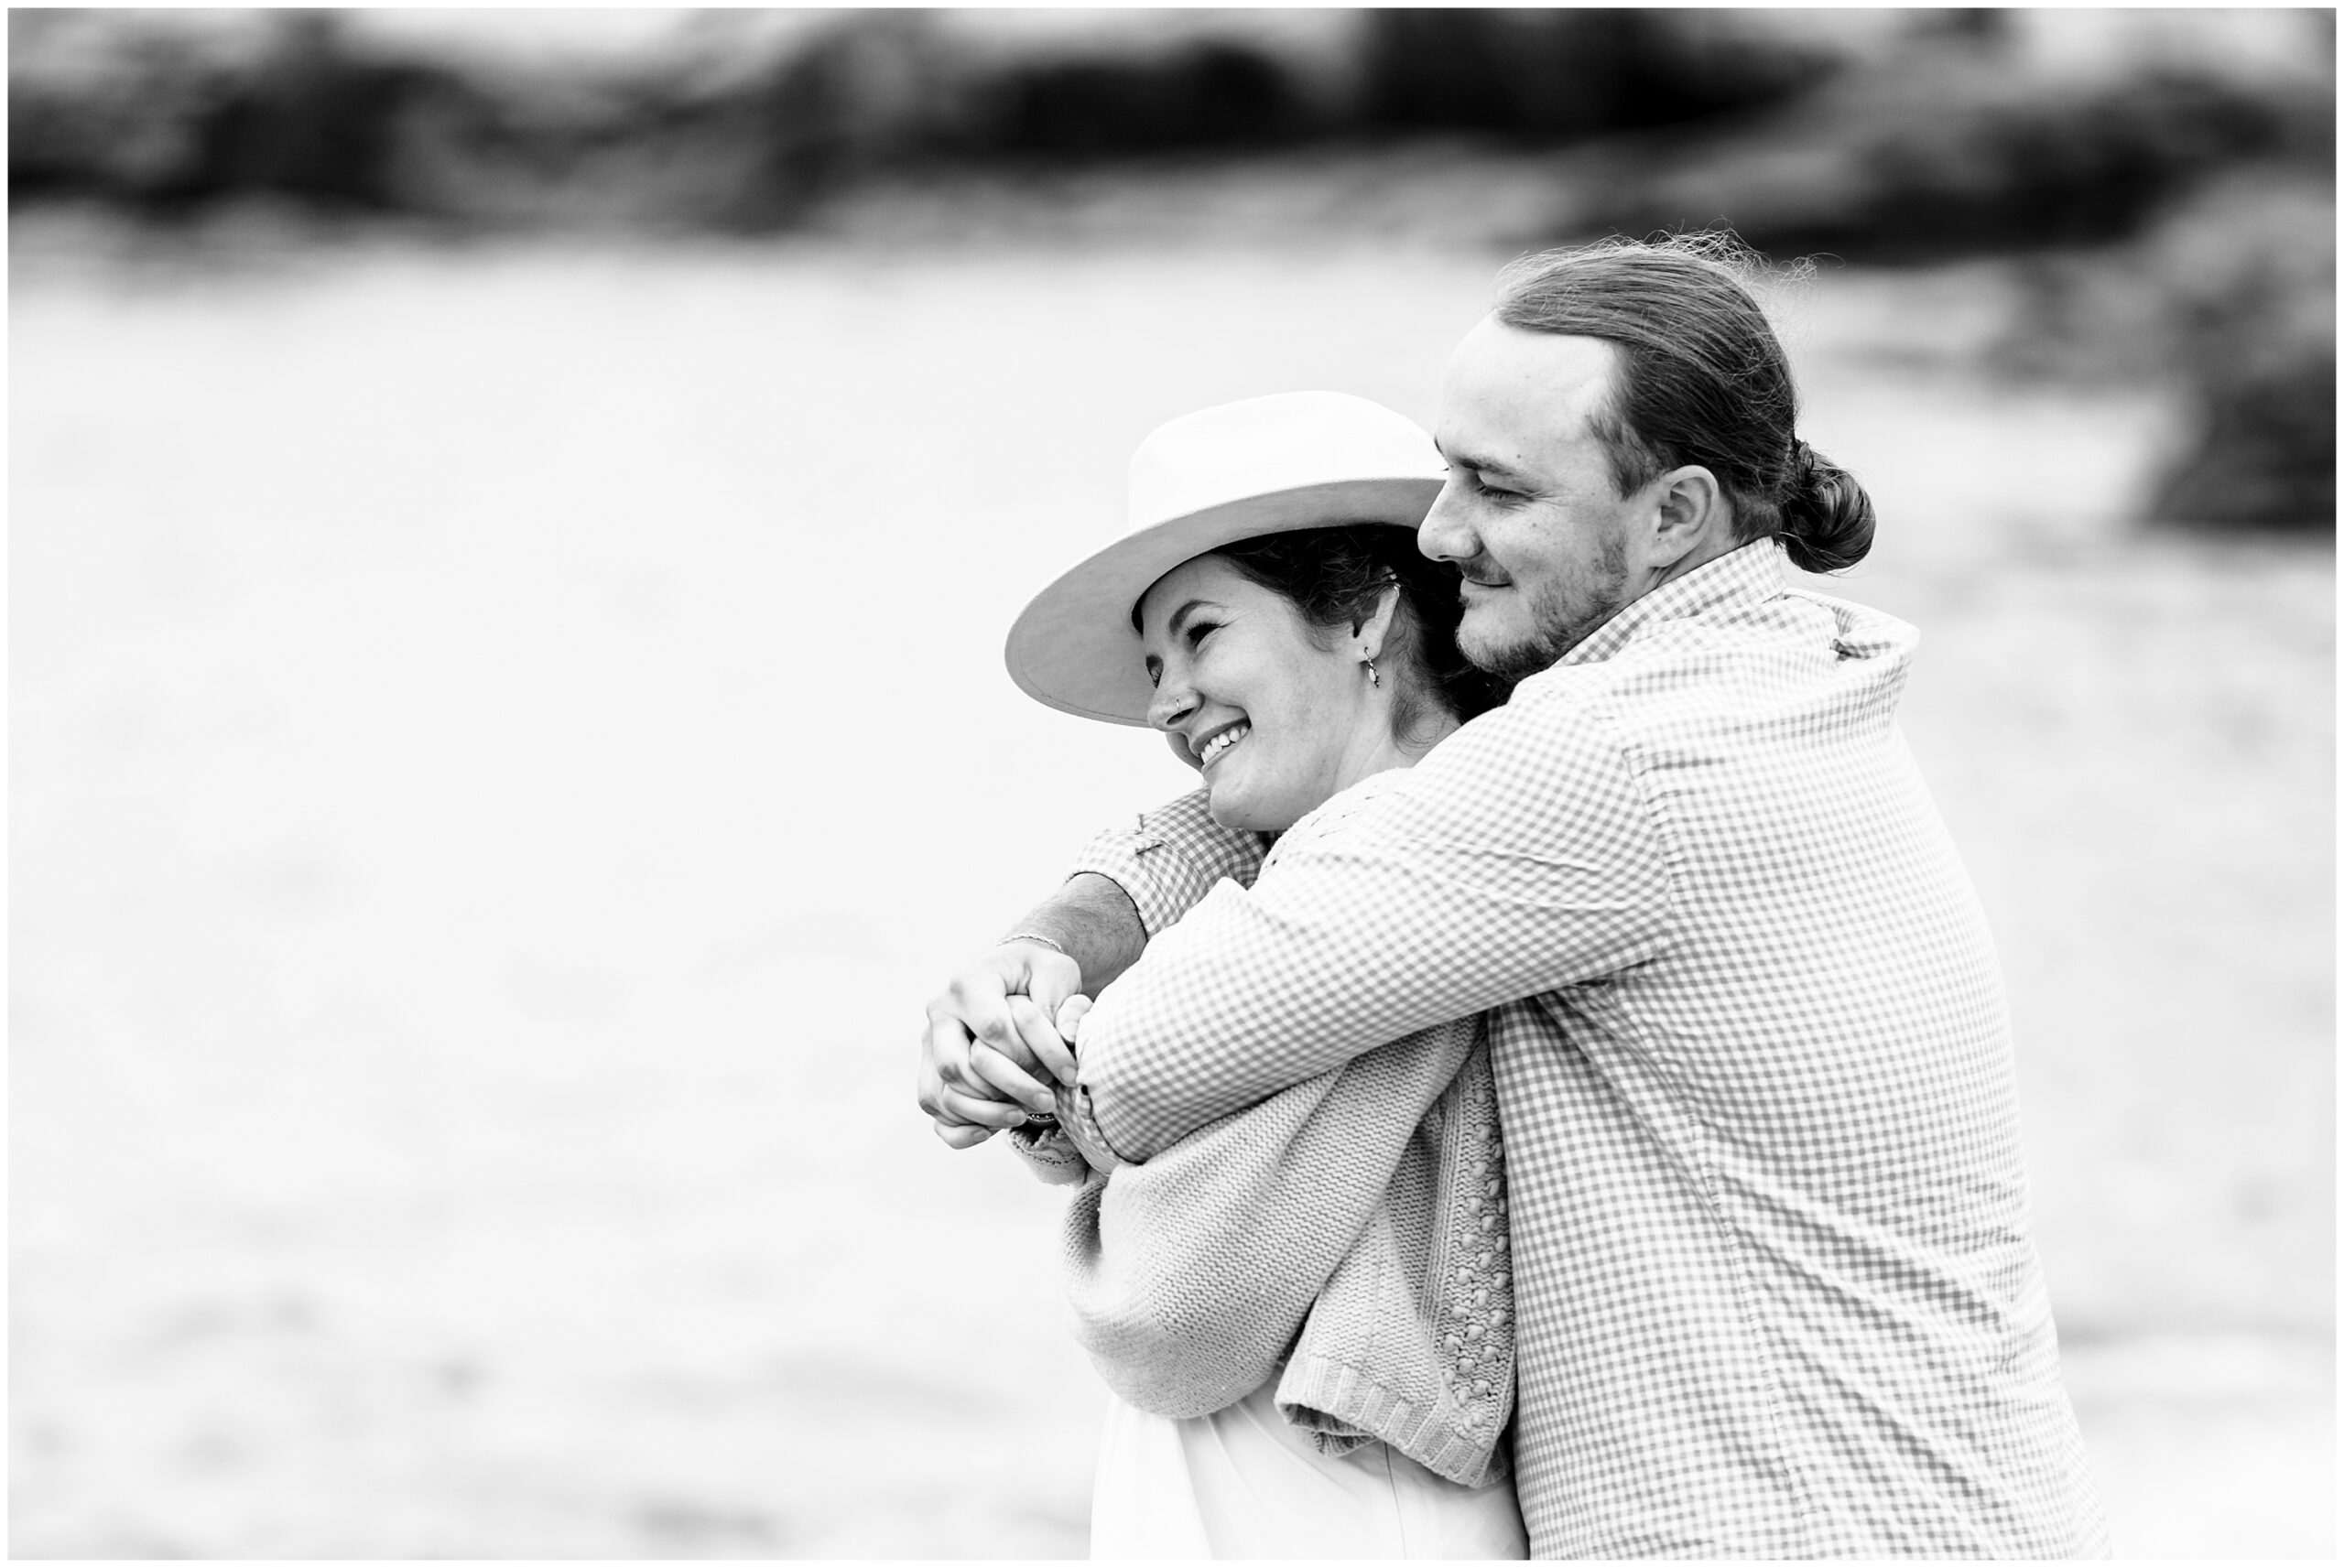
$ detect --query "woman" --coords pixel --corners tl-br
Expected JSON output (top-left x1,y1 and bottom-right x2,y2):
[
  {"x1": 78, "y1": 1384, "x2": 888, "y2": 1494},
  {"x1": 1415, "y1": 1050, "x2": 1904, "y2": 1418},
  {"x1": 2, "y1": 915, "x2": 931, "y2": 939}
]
[{"x1": 998, "y1": 392, "x2": 1525, "y2": 1559}]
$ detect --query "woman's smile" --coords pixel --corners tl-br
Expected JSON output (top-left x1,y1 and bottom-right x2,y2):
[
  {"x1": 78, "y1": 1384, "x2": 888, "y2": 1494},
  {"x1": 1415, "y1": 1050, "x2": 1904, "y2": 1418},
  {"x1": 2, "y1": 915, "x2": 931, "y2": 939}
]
[{"x1": 1198, "y1": 721, "x2": 1250, "y2": 769}]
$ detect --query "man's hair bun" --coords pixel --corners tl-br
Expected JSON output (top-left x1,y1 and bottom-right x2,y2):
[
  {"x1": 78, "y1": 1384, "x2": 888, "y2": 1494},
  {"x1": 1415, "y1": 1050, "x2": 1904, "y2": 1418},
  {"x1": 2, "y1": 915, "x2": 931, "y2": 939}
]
[{"x1": 1778, "y1": 440, "x2": 1876, "y2": 575}]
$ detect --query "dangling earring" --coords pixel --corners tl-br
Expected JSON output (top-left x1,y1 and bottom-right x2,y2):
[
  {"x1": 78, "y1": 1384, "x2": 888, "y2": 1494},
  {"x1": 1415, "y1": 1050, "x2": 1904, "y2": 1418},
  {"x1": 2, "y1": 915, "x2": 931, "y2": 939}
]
[{"x1": 1363, "y1": 656, "x2": 1380, "y2": 688}]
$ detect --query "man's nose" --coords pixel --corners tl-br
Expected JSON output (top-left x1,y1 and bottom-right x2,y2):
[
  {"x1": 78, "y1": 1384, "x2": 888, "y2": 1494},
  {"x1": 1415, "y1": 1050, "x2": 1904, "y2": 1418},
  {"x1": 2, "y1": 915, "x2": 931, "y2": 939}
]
[{"x1": 1418, "y1": 477, "x2": 1476, "y2": 563}]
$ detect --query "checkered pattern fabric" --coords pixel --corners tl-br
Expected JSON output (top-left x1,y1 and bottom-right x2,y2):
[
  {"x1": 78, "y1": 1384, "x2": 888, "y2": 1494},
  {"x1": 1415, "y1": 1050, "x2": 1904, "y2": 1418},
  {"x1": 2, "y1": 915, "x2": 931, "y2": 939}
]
[
  {"x1": 1066, "y1": 787, "x2": 1272, "y2": 939},
  {"x1": 1065, "y1": 542, "x2": 2110, "y2": 1558}
]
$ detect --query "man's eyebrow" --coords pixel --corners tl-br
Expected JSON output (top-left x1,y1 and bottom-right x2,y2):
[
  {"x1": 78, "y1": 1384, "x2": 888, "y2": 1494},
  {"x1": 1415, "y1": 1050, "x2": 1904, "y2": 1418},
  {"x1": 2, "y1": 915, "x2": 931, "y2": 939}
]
[{"x1": 1435, "y1": 441, "x2": 1535, "y2": 486}]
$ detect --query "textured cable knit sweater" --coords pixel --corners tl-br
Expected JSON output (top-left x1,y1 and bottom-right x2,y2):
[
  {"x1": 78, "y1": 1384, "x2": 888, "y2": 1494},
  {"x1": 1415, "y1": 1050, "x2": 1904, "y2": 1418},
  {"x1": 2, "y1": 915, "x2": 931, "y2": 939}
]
[{"x1": 1013, "y1": 782, "x2": 1518, "y2": 1489}]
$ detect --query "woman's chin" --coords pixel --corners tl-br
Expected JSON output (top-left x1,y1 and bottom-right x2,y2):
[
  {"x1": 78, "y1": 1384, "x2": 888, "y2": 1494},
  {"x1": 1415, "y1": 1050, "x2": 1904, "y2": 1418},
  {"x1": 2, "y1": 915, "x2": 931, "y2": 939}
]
[
  {"x1": 1206, "y1": 784, "x2": 1302, "y2": 836},
  {"x1": 1203, "y1": 789, "x2": 1252, "y2": 831}
]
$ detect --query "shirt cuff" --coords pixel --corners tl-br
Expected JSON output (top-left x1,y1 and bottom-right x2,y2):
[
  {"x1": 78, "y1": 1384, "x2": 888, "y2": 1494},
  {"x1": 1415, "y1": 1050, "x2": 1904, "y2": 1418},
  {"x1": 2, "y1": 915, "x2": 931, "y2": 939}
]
[
  {"x1": 1065, "y1": 787, "x2": 1269, "y2": 939},
  {"x1": 1058, "y1": 1082, "x2": 1129, "y2": 1172}
]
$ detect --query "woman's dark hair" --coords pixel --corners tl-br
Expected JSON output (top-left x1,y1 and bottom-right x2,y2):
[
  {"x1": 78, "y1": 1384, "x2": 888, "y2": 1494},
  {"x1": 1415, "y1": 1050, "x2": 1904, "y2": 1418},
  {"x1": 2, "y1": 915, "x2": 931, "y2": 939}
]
[
  {"x1": 1210, "y1": 523, "x2": 1514, "y2": 744},
  {"x1": 1492, "y1": 232, "x2": 1875, "y2": 574}
]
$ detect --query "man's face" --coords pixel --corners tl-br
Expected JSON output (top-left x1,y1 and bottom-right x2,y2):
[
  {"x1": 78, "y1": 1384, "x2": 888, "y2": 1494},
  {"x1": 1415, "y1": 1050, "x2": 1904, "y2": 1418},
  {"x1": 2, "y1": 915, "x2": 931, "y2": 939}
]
[{"x1": 1421, "y1": 318, "x2": 1650, "y2": 679}]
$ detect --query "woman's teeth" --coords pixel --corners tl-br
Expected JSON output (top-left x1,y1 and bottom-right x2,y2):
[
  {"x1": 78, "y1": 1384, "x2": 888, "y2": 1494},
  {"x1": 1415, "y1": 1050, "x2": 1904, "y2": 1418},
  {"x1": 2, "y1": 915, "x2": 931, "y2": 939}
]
[{"x1": 1200, "y1": 724, "x2": 1250, "y2": 765}]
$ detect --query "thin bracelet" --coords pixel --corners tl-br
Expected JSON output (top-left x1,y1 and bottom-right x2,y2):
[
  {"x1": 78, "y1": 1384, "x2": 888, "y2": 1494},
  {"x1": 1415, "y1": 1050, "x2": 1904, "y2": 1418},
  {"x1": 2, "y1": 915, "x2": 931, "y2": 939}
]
[{"x1": 1000, "y1": 931, "x2": 1069, "y2": 957}]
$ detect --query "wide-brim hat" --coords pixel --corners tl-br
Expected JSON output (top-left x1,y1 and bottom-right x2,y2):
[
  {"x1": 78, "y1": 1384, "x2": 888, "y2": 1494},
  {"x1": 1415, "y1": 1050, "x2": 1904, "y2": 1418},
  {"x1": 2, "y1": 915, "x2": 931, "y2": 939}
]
[{"x1": 1004, "y1": 390, "x2": 1446, "y2": 726}]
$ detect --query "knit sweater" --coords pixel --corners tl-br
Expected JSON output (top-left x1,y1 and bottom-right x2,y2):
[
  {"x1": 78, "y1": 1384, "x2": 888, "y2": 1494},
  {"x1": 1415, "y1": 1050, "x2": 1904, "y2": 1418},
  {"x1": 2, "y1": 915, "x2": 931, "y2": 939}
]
[{"x1": 1012, "y1": 789, "x2": 1518, "y2": 1489}]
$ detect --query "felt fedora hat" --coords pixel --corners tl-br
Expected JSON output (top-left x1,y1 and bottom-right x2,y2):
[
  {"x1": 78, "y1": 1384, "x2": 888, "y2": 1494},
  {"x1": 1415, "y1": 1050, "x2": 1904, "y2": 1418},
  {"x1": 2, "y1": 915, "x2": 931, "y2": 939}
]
[{"x1": 1004, "y1": 391, "x2": 1446, "y2": 726}]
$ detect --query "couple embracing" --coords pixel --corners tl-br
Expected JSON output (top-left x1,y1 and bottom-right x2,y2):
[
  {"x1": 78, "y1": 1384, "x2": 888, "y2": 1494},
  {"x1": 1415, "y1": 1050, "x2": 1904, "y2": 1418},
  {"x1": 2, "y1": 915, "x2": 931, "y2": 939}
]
[{"x1": 917, "y1": 237, "x2": 2111, "y2": 1560}]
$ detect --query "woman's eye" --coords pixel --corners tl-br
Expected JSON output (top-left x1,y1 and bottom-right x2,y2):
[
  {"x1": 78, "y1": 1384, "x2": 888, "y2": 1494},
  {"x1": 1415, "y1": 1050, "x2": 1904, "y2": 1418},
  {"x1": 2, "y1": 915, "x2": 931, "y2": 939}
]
[{"x1": 1185, "y1": 621, "x2": 1219, "y2": 648}]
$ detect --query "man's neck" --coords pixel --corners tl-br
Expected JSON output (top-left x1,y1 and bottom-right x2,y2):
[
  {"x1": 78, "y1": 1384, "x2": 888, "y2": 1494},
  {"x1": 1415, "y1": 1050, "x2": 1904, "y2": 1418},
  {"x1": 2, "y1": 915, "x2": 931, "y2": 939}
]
[
  {"x1": 1640, "y1": 530, "x2": 1743, "y2": 598},
  {"x1": 1541, "y1": 535, "x2": 1776, "y2": 675}
]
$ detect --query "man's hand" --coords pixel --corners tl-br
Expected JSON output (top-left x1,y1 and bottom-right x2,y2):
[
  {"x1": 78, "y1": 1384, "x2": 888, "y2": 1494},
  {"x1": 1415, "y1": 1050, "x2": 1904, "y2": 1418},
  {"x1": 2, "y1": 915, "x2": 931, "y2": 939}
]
[{"x1": 917, "y1": 940, "x2": 1083, "y2": 1148}]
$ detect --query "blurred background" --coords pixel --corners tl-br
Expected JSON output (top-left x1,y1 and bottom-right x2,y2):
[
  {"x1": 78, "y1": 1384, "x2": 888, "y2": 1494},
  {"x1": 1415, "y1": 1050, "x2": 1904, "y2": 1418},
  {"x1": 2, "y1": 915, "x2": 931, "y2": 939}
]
[{"x1": 10, "y1": 6, "x2": 2333, "y2": 1558}]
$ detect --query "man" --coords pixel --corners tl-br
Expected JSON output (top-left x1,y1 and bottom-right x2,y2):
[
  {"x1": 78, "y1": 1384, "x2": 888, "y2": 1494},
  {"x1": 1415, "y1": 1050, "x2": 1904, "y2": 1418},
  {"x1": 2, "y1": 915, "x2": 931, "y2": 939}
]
[{"x1": 920, "y1": 237, "x2": 2110, "y2": 1557}]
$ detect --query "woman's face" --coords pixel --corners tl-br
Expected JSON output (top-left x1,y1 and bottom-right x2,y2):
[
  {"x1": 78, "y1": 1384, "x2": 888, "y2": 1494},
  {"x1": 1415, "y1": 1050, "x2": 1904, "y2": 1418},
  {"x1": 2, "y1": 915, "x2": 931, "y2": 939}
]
[{"x1": 1136, "y1": 554, "x2": 1390, "y2": 833}]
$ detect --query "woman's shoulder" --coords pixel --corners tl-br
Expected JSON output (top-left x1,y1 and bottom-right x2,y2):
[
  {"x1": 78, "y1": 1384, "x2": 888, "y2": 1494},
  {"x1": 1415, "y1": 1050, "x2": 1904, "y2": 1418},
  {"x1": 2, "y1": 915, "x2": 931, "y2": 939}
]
[{"x1": 1260, "y1": 768, "x2": 1412, "y2": 872}]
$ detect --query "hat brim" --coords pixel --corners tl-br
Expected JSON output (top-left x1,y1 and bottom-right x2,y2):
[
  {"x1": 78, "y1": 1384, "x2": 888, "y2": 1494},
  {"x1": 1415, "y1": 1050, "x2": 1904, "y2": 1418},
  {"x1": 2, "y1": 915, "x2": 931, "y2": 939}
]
[{"x1": 1004, "y1": 475, "x2": 1443, "y2": 727}]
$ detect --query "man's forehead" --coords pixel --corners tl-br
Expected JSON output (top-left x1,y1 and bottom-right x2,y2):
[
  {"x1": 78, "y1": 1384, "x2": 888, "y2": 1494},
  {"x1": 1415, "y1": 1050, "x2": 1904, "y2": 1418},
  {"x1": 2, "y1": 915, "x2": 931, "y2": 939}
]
[
  {"x1": 1449, "y1": 318, "x2": 1616, "y2": 394},
  {"x1": 1437, "y1": 319, "x2": 1617, "y2": 446}
]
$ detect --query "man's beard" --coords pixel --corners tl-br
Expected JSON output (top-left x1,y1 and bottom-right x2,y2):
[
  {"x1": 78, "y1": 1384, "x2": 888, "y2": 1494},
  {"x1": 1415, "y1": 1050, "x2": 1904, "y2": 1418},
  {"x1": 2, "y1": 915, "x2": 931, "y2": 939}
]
[{"x1": 1459, "y1": 526, "x2": 1631, "y2": 680}]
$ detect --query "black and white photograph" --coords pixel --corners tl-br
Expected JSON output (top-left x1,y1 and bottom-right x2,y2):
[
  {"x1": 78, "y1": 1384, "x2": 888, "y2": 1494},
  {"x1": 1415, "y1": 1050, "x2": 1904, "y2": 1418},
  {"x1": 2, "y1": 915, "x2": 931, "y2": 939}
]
[{"x1": 11, "y1": 6, "x2": 2335, "y2": 1559}]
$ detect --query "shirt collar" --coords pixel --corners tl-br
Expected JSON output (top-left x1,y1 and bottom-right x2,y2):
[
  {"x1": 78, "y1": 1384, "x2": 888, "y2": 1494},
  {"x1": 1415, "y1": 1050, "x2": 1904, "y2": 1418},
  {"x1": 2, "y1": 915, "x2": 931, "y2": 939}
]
[{"x1": 1556, "y1": 539, "x2": 1789, "y2": 669}]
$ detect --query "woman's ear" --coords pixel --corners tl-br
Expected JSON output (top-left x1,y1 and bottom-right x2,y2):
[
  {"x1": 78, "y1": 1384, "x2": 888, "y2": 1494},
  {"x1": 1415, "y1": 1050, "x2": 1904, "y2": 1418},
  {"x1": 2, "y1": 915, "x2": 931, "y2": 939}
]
[{"x1": 1354, "y1": 583, "x2": 1403, "y2": 662}]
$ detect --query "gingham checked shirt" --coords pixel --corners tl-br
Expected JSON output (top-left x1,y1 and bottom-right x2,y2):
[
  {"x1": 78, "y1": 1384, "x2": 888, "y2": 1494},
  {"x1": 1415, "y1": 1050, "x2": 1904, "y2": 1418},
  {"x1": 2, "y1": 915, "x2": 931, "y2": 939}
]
[{"x1": 1064, "y1": 541, "x2": 2109, "y2": 1558}]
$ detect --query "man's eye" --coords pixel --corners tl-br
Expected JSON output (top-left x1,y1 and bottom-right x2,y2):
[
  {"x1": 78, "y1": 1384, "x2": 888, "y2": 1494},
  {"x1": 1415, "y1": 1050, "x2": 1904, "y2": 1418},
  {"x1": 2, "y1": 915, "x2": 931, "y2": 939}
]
[{"x1": 1470, "y1": 474, "x2": 1518, "y2": 502}]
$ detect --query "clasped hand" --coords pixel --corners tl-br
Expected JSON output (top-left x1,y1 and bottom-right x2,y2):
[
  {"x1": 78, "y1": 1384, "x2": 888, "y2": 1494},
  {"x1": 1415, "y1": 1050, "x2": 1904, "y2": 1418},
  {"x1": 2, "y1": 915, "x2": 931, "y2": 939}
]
[{"x1": 917, "y1": 940, "x2": 1097, "y2": 1148}]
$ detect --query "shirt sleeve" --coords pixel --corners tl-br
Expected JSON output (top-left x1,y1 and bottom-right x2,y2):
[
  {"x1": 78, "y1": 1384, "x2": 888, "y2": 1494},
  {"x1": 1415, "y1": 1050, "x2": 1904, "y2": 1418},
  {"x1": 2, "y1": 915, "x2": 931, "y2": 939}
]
[
  {"x1": 1063, "y1": 785, "x2": 1272, "y2": 939},
  {"x1": 1071, "y1": 690, "x2": 1675, "y2": 1162}
]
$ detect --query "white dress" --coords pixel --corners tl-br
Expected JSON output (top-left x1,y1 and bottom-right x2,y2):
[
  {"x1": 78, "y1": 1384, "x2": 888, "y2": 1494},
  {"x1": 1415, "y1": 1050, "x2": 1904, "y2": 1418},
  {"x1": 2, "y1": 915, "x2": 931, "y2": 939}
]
[{"x1": 1089, "y1": 1378, "x2": 1529, "y2": 1560}]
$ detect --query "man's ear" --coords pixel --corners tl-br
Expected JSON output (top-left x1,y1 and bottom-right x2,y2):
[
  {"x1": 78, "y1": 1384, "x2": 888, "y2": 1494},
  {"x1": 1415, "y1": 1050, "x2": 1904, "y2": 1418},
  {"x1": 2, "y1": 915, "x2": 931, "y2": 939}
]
[{"x1": 1648, "y1": 465, "x2": 1729, "y2": 569}]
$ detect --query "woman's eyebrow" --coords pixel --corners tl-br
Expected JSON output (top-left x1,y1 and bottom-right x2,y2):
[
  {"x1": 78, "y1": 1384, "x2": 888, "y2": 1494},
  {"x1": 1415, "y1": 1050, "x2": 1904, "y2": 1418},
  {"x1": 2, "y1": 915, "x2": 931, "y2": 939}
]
[
  {"x1": 1138, "y1": 596, "x2": 1226, "y2": 638},
  {"x1": 1164, "y1": 599, "x2": 1221, "y2": 637}
]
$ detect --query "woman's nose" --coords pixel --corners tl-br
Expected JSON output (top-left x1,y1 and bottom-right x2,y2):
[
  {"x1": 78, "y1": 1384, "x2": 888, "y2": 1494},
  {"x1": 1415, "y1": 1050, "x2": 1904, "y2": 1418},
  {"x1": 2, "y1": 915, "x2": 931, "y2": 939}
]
[{"x1": 1147, "y1": 676, "x2": 1197, "y2": 732}]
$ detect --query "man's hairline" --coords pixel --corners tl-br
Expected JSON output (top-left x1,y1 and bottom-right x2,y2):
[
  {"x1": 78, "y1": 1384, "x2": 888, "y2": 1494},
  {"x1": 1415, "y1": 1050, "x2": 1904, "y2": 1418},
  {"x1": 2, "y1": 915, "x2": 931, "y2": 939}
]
[{"x1": 1445, "y1": 319, "x2": 1649, "y2": 500}]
